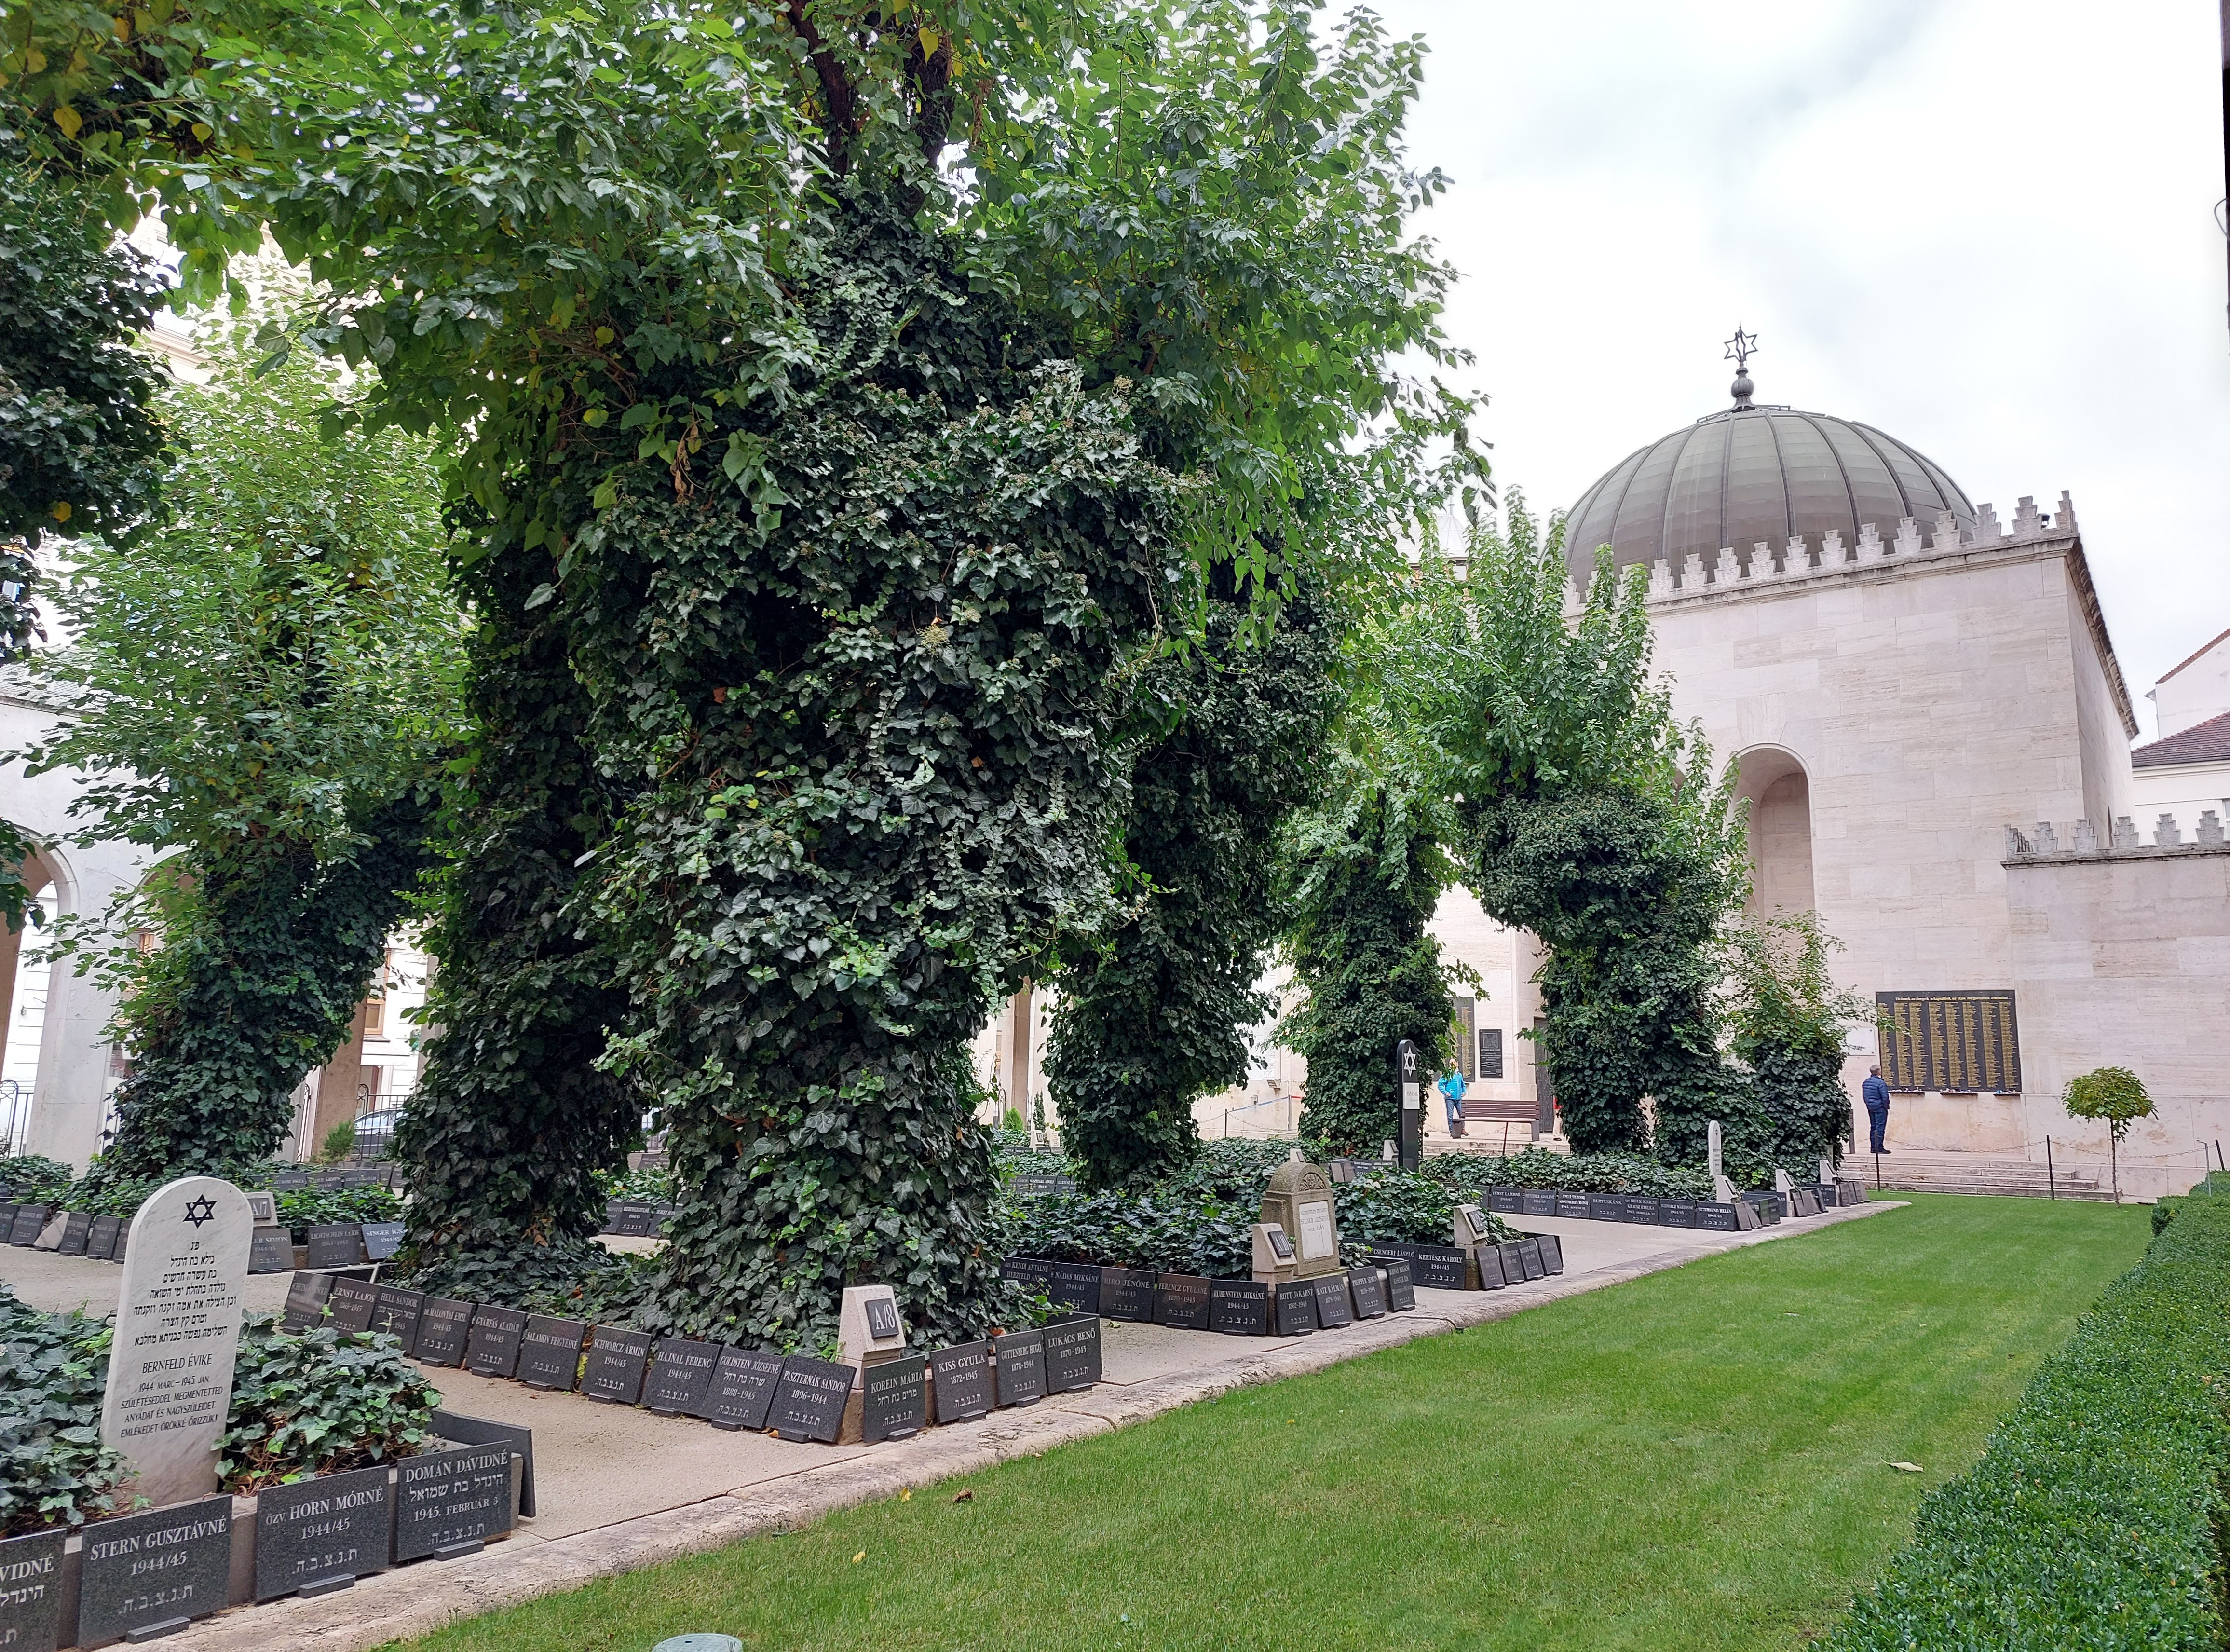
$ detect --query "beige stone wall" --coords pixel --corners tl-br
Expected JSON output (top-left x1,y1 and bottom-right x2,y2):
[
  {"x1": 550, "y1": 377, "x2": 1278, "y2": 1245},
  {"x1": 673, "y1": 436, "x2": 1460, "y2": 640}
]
[{"x1": 2002, "y1": 845, "x2": 2230, "y2": 1199}]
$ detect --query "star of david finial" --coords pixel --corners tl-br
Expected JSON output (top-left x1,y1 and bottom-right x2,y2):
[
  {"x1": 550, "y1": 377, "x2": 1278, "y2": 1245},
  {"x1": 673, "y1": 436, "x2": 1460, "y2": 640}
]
[
  {"x1": 1724, "y1": 322, "x2": 1759, "y2": 409},
  {"x1": 182, "y1": 1195, "x2": 217, "y2": 1228}
]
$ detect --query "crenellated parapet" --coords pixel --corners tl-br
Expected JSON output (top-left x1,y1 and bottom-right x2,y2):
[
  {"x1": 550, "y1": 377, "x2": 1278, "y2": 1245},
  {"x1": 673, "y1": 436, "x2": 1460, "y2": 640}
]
[
  {"x1": 1578, "y1": 491, "x2": 2082, "y2": 608},
  {"x1": 2004, "y1": 806, "x2": 2230, "y2": 864}
]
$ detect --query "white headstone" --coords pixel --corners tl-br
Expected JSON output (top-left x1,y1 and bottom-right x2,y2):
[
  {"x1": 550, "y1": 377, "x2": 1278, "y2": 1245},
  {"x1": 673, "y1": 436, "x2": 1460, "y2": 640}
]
[
  {"x1": 1818, "y1": 1157, "x2": 1835, "y2": 1187},
  {"x1": 836, "y1": 1284, "x2": 907, "y2": 1372},
  {"x1": 1707, "y1": 1120, "x2": 1738, "y2": 1204},
  {"x1": 100, "y1": 1176, "x2": 252, "y2": 1508},
  {"x1": 1773, "y1": 1168, "x2": 1795, "y2": 1194}
]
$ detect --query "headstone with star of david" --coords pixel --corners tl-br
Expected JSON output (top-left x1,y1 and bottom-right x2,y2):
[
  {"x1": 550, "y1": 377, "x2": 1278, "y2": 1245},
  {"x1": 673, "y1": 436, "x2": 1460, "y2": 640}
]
[{"x1": 100, "y1": 1177, "x2": 253, "y2": 1508}]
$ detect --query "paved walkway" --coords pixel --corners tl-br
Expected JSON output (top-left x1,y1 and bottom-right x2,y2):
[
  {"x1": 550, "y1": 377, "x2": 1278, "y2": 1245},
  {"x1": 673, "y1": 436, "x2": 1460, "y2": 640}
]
[{"x1": 1, "y1": 1198, "x2": 1902, "y2": 1651}]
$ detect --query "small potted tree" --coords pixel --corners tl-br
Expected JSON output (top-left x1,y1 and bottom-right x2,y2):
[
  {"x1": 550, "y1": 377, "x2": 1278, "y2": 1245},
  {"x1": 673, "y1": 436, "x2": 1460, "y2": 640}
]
[{"x1": 2061, "y1": 1067, "x2": 2154, "y2": 1203}]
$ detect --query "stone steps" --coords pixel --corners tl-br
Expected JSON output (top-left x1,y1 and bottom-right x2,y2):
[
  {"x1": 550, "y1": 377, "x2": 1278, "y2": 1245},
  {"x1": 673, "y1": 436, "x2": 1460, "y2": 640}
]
[{"x1": 1856, "y1": 1152, "x2": 2117, "y2": 1201}]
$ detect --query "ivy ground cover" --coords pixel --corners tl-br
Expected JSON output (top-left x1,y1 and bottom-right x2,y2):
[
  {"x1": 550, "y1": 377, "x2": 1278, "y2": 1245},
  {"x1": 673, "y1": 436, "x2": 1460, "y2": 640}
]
[{"x1": 386, "y1": 1195, "x2": 2147, "y2": 1652}]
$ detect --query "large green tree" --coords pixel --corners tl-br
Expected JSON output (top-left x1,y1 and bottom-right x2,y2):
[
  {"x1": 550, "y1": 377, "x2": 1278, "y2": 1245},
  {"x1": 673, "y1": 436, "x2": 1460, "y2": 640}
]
[
  {"x1": 1047, "y1": 587, "x2": 1339, "y2": 1190},
  {"x1": 23, "y1": 328, "x2": 462, "y2": 1179}
]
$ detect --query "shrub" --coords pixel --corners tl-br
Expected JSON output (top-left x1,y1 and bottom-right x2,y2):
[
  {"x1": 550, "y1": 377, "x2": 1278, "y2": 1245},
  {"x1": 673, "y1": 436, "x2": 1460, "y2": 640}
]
[
  {"x1": 272, "y1": 1184, "x2": 402, "y2": 1238},
  {"x1": 0, "y1": 1155, "x2": 75, "y2": 1204},
  {"x1": 1336, "y1": 1172, "x2": 1517, "y2": 1249},
  {"x1": 1826, "y1": 1170, "x2": 2230, "y2": 1650},
  {"x1": 1418, "y1": 1147, "x2": 1712, "y2": 1200},
  {"x1": 593, "y1": 1162, "x2": 676, "y2": 1205},
  {"x1": 320, "y1": 1120, "x2": 357, "y2": 1163},
  {"x1": 218, "y1": 1313, "x2": 439, "y2": 1492},
  {"x1": 0, "y1": 1288, "x2": 138, "y2": 1536},
  {"x1": 1001, "y1": 1189, "x2": 1256, "y2": 1279}
]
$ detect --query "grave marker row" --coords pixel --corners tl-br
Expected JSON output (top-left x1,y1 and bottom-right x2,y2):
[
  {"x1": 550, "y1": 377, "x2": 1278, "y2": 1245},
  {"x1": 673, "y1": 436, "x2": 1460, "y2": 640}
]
[{"x1": 1002, "y1": 1256, "x2": 1420, "y2": 1335}]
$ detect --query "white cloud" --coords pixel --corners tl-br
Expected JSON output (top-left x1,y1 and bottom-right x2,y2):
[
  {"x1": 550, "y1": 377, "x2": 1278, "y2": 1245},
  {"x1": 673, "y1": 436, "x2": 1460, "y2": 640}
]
[{"x1": 1374, "y1": 0, "x2": 2230, "y2": 736}]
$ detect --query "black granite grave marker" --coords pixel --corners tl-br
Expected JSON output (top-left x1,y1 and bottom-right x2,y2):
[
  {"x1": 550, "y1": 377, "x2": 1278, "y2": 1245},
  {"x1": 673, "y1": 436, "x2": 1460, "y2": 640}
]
[
  {"x1": 0, "y1": 1526, "x2": 66, "y2": 1652},
  {"x1": 1380, "y1": 1256, "x2": 1416, "y2": 1312},
  {"x1": 77, "y1": 1496, "x2": 232, "y2": 1645},
  {"x1": 861, "y1": 1354, "x2": 927, "y2": 1441},
  {"x1": 1048, "y1": 1261, "x2": 1102, "y2": 1316},
  {"x1": 1474, "y1": 1244, "x2": 1508, "y2": 1288},
  {"x1": 928, "y1": 1339, "x2": 994, "y2": 1422},
  {"x1": 703, "y1": 1346, "x2": 784, "y2": 1430},
  {"x1": 1812, "y1": 1182, "x2": 1840, "y2": 1209},
  {"x1": 306, "y1": 1223, "x2": 367, "y2": 1269},
  {"x1": 1621, "y1": 1195, "x2": 1661, "y2": 1224},
  {"x1": 1310, "y1": 1274, "x2": 1354, "y2": 1329},
  {"x1": 992, "y1": 1330, "x2": 1047, "y2": 1406},
  {"x1": 1586, "y1": 1193, "x2": 1622, "y2": 1221},
  {"x1": 1152, "y1": 1271, "x2": 1212, "y2": 1331},
  {"x1": 360, "y1": 1220, "x2": 407, "y2": 1262},
  {"x1": 1042, "y1": 1316, "x2": 1102, "y2": 1391},
  {"x1": 1743, "y1": 1192, "x2": 1782, "y2": 1225},
  {"x1": 580, "y1": 1325, "x2": 653, "y2": 1405},
  {"x1": 1696, "y1": 1201, "x2": 1740, "y2": 1232},
  {"x1": 1000, "y1": 1256, "x2": 1056, "y2": 1296},
  {"x1": 516, "y1": 1316, "x2": 587, "y2": 1391},
  {"x1": 1406, "y1": 1244, "x2": 1470, "y2": 1292},
  {"x1": 1659, "y1": 1198, "x2": 1698, "y2": 1227},
  {"x1": 1209, "y1": 1278, "x2": 1270, "y2": 1337},
  {"x1": 248, "y1": 1225, "x2": 293, "y2": 1273},
  {"x1": 1364, "y1": 1240, "x2": 1419, "y2": 1263},
  {"x1": 1099, "y1": 1266, "x2": 1156, "y2": 1323},
  {"x1": 372, "y1": 1286, "x2": 426, "y2": 1348},
  {"x1": 1272, "y1": 1279, "x2": 1318, "y2": 1335},
  {"x1": 1533, "y1": 1233, "x2": 1564, "y2": 1273},
  {"x1": 1495, "y1": 1241, "x2": 1528, "y2": 1284},
  {"x1": 284, "y1": 1270, "x2": 336, "y2": 1330},
  {"x1": 412, "y1": 1298, "x2": 474, "y2": 1367},
  {"x1": 254, "y1": 1463, "x2": 393, "y2": 1600},
  {"x1": 464, "y1": 1306, "x2": 528, "y2": 1379},
  {"x1": 328, "y1": 1277, "x2": 380, "y2": 1334},
  {"x1": 1348, "y1": 1265, "x2": 1388, "y2": 1318},
  {"x1": 427, "y1": 1412, "x2": 536, "y2": 1518},
  {"x1": 1486, "y1": 1187, "x2": 1523, "y2": 1214},
  {"x1": 8, "y1": 1205, "x2": 46, "y2": 1245},
  {"x1": 56, "y1": 1211, "x2": 90, "y2": 1256},
  {"x1": 1520, "y1": 1190, "x2": 1556, "y2": 1218},
  {"x1": 642, "y1": 1338, "x2": 721, "y2": 1416},
  {"x1": 1515, "y1": 1237, "x2": 1545, "y2": 1280},
  {"x1": 0, "y1": 1203, "x2": 15, "y2": 1235},
  {"x1": 599, "y1": 1199, "x2": 624, "y2": 1234},
  {"x1": 768, "y1": 1355, "x2": 854, "y2": 1442},
  {"x1": 612, "y1": 1201, "x2": 657, "y2": 1238},
  {"x1": 1556, "y1": 1192, "x2": 1592, "y2": 1220},
  {"x1": 272, "y1": 1169, "x2": 312, "y2": 1191},
  {"x1": 394, "y1": 1444, "x2": 515, "y2": 1561}
]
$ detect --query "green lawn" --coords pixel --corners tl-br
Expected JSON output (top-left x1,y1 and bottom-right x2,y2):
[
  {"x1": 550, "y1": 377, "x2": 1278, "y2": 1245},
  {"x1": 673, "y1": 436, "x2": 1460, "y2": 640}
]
[{"x1": 392, "y1": 1195, "x2": 2150, "y2": 1652}]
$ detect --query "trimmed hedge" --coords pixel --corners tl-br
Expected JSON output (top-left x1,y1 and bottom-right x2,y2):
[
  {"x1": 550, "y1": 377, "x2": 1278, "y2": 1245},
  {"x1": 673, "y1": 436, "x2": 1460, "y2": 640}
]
[{"x1": 1827, "y1": 1172, "x2": 2230, "y2": 1650}]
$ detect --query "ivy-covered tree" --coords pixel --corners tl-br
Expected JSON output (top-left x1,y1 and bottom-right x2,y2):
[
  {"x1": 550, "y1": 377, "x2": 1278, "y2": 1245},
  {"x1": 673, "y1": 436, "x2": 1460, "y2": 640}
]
[
  {"x1": 1716, "y1": 910, "x2": 1872, "y2": 1177},
  {"x1": 1047, "y1": 587, "x2": 1339, "y2": 1190},
  {"x1": 1280, "y1": 765, "x2": 1458, "y2": 1158},
  {"x1": 23, "y1": 328, "x2": 462, "y2": 1179},
  {"x1": 1405, "y1": 498, "x2": 1746, "y2": 1156}
]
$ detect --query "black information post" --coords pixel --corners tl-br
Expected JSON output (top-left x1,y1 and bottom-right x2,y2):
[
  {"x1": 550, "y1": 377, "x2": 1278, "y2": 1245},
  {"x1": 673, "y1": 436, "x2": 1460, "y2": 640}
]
[{"x1": 1396, "y1": 1038, "x2": 1422, "y2": 1172}]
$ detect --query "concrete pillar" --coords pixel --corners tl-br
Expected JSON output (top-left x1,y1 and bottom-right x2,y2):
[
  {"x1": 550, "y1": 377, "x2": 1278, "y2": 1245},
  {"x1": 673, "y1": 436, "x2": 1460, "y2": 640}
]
[{"x1": 311, "y1": 999, "x2": 373, "y2": 1154}]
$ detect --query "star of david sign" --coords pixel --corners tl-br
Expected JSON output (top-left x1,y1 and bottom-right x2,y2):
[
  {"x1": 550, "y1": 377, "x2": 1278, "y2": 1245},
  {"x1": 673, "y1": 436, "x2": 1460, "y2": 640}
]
[
  {"x1": 1723, "y1": 322, "x2": 1758, "y2": 372},
  {"x1": 182, "y1": 1195, "x2": 218, "y2": 1228}
]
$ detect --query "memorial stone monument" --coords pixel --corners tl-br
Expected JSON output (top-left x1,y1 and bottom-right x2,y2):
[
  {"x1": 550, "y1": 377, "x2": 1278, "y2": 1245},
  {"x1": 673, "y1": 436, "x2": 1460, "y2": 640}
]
[
  {"x1": 1258, "y1": 1159, "x2": 1344, "y2": 1281},
  {"x1": 100, "y1": 1176, "x2": 251, "y2": 1508},
  {"x1": 1708, "y1": 1120, "x2": 1739, "y2": 1205}
]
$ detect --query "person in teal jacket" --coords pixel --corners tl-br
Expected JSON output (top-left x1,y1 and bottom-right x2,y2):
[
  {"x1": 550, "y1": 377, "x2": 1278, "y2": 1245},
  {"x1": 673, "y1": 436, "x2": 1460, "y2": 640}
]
[{"x1": 1438, "y1": 1070, "x2": 1468, "y2": 1139}]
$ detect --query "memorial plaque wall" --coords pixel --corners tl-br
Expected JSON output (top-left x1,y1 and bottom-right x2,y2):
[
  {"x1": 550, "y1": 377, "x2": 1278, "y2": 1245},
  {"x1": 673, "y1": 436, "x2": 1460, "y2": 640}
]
[
  {"x1": 305, "y1": 1224, "x2": 367, "y2": 1270},
  {"x1": 1272, "y1": 1279, "x2": 1318, "y2": 1335},
  {"x1": 371, "y1": 1286, "x2": 426, "y2": 1349},
  {"x1": 991, "y1": 1330, "x2": 1047, "y2": 1407},
  {"x1": 642, "y1": 1338, "x2": 721, "y2": 1416},
  {"x1": 768, "y1": 1356, "x2": 855, "y2": 1443},
  {"x1": 394, "y1": 1445, "x2": 515, "y2": 1561},
  {"x1": 928, "y1": 1340, "x2": 994, "y2": 1422},
  {"x1": 1380, "y1": 1256, "x2": 1416, "y2": 1312},
  {"x1": 1048, "y1": 1262, "x2": 1102, "y2": 1315},
  {"x1": 327, "y1": 1277, "x2": 380, "y2": 1334},
  {"x1": 253, "y1": 1463, "x2": 393, "y2": 1600},
  {"x1": 1310, "y1": 1274, "x2": 1354, "y2": 1329},
  {"x1": 77, "y1": 1498, "x2": 234, "y2": 1645},
  {"x1": 580, "y1": 1326, "x2": 653, "y2": 1405},
  {"x1": 1209, "y1": 1279, "x2": 1270, "y2": 1337},
  {"x1": 1348, "y1": 1265, "x2": 1388, "y2": 1319},
  {"x1": 1042, "y1": 1316, "x2": 1102, "y2": 1391},
  {"x1": 57, "y1": 1211, "x2": 90, "y2": 1256},
  {"x1": 1100, "y1": 1266, "x2": 1156, "y2": 1323},
  {"x1": 411, "y1": 1299, "x2": 474, "y2": 1367},
  {"x1": 703, "y1": 1347, "x2": 785, "y2": 1430},
  {"x1": 516, "y1": 1316, "x2": 587, "y2": 1391},
  {"x1": 1153, "y1": 1272, "x2": 1213, "y2": 1331},
  {"x1": 464, "y1": 1306, "x2": 528, "y2": 1379},
  {"x1": 86, "y1": 1213, "x2": 122, "y2": 1261},
  {"x1": 860, "y1": 1354, "x2": 927, "y2": 1442},
  {"x1": 283, "y1": 1270, "x2": 336, "y2": 1330},
  {"x1": 0, "y1": 1527, "x2": 66, "y2": 1652}
]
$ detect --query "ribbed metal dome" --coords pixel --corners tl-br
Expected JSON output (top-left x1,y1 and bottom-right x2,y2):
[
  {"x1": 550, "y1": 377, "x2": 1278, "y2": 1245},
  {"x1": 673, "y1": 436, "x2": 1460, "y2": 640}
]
[{"x1": 1563, "y1": 403, "x2": 1976, "y2": 584}]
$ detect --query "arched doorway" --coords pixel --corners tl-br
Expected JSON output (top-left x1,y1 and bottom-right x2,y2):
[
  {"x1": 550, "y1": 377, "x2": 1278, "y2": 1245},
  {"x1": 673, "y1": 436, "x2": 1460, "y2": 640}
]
[{"x1": 1734, "y1": 746, "x2": 1816, "y2": 915}]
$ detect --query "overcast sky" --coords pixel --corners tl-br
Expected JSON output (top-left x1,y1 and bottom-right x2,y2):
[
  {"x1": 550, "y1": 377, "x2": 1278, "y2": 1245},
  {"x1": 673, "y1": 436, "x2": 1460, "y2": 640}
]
[{"x1": 1372, "y1": 0, "x2": 2229, "y2": 740}]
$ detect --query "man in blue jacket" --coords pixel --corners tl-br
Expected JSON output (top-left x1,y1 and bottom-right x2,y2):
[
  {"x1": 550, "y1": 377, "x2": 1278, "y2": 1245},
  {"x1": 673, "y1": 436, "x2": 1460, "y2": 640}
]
[{"x1": 1862, "y1": 1066, "x2": 1891, "y2": 1154}]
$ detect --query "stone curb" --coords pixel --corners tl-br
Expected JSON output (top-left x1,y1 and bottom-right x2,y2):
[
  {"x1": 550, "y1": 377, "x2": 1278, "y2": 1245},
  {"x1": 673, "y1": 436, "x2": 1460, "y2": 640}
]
[{"x1": 161, "y1": 1198, "x2": 1903, "y2": 1651}]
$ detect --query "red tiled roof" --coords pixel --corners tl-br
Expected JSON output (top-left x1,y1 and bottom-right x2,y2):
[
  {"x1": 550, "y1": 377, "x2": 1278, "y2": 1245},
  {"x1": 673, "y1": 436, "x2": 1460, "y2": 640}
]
[{"x1": 2132, "y1": 708, "x2": 2230, "y2": 768}]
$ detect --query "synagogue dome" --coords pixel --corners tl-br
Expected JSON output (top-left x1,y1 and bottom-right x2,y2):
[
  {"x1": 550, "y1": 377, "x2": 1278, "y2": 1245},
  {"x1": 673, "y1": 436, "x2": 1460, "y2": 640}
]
[{"x1": 1562, "y1": 375, "x2": 1976, "y2": 585}]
